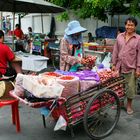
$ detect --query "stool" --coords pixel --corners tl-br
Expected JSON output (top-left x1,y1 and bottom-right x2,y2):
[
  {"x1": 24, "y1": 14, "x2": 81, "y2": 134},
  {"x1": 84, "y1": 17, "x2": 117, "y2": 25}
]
[{"x1": 0, "y1": 99, "x2": 20, "y2": 132}]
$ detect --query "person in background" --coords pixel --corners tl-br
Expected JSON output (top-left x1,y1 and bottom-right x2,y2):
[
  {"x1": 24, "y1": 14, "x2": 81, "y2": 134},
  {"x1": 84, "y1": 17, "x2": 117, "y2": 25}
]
[
  {"x1": 24, "y1": 27, "x2": 34, "y2": 53},
  {"x1": 14, "y1": 24, "x2": 24, "y2": 40},
  {"x1": 88, "y1": 32, "x2": 95, "y2": 42},
  {"x1": 112, "y1": 17, "x2": 140, "y2": 115},
  {"x1": 27, "y1": 27, "x2": 34, "y2": 39},
  {"x1": 14, "y1": 24, "x2": 25, "y2": 52},
  {"x1": 60, "y1": 20, "x2": 87, "y2": 71},
  {"x1": 0, "y1": 30, "x2": 22, "y2": 81},
  {"x1": 45, "y1": 32, "x2": 58, "y2": 43}
]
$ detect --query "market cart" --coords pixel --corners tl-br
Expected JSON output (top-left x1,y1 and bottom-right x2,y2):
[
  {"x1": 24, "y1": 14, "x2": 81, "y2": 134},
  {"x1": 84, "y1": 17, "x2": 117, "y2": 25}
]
[{"x1": 10, "y1": 75, "x2": 125, "y2": 140}]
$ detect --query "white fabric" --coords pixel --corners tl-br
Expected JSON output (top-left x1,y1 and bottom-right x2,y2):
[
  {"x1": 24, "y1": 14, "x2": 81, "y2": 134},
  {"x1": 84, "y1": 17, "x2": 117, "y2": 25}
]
[
  {"x1": 16, "y1": 52, "x2": 49, "y2": 72},
  {"x1": 22, "y1": 75, "x2": 64, "y2": 98}
]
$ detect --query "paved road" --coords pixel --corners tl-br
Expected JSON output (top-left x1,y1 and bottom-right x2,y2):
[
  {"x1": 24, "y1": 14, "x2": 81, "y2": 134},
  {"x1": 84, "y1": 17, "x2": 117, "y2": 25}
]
[{"x1": 0, "y1": 95, "x2": 140, "y2": 140}]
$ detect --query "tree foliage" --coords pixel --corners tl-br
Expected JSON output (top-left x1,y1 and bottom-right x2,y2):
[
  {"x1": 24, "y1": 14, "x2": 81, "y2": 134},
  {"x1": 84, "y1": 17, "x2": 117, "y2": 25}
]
[{"x1": 45, "y1": 0, "x2": 140, "y2": 21}]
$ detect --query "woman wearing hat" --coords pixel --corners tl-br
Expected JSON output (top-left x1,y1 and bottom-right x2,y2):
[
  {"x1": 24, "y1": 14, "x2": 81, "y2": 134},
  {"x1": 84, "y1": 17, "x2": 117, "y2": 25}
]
[{"x1": 60, "y1": 20, "x2": 87, "y2": 71}]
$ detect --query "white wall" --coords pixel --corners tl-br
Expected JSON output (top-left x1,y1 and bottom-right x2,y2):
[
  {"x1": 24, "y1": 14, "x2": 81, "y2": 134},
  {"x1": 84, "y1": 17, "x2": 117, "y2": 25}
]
[
  {"x1": 19, "y1": 12, "x2": 109, "y2": 41},
  {"x1": 21, "y1": 15, "x2": 32, "y2": 33},
  {"x1": 3, "y1": 12, "x2": 140, "y2": 41}
]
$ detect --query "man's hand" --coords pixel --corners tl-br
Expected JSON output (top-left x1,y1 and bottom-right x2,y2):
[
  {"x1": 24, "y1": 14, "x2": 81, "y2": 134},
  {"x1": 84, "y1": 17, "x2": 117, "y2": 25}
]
[
  {"x1": 77, "y1": 57, "x2": 82, "y2": 63},
  {"x1": 136, "y1": 71, "x2": 140, "y2": 78},
  {"x1": 111, "y1": 65, "x2": 116, "y2": 71}
]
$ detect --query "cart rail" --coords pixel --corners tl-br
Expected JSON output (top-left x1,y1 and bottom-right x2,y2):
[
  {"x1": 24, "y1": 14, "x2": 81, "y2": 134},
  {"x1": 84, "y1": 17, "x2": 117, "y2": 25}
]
[{"x1": 61, "y1": 76, "x2": 125, "y2": 127}]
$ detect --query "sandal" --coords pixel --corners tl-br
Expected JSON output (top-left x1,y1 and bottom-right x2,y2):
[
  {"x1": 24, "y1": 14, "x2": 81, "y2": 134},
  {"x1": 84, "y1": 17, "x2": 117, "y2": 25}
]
[{"x1": 127, "y1": 109, "x2": 134, "y2": 115}]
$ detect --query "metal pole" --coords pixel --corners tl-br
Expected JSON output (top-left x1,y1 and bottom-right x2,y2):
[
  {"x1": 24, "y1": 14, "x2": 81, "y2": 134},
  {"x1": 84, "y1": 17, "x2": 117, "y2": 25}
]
[
  {"x1": 111, "y1": 15, "x2": 113, "y2": 27},
  {"x1": 118, "y1": 15, "x2": 120, "y2": 27},
  {"x1": 41, "y1": 13, "x2": 44, "y2": 33},
  {"x1": 0, "y1": 12, "x2": 2, "y2": 29},
  {"x1": 18, "y1": 13, "x2": 21, "y2": 28},
  {"x1": 96, "y1": 18, "x2": 98, "y2": 28},
  {"x1": 12, "y1": 12, "x2": 15, "y2": 51}
]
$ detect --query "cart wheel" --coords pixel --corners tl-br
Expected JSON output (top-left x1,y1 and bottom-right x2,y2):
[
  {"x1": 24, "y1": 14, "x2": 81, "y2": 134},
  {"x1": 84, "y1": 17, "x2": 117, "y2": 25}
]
[{"x1": 83, "y1": 89, "x2": 120, "y2": 140}]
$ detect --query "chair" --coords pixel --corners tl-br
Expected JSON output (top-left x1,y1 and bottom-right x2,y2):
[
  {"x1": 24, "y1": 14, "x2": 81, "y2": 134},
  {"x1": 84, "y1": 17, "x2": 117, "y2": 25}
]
[
  {"x1": 0, "y1": 79, "x2": 20, "y2": 133},
  {"x1": 0, "y1": 99, "x2": 20, "y2": 132}
]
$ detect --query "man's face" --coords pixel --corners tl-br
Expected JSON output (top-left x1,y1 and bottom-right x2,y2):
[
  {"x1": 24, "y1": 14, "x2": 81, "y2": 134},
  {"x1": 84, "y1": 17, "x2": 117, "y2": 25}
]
[
  {"x1": 0, "y1": 36, "x2": 4, "y2": 43},
  {"x1": 125, "y1": 20, "x2": 136, "y2": 34}
]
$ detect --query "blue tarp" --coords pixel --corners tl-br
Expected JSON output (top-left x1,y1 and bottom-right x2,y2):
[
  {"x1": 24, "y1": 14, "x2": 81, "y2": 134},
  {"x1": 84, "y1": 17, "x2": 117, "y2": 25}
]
[{"x1": 95, "y1": 26, "x2": 125, "y2": 39}]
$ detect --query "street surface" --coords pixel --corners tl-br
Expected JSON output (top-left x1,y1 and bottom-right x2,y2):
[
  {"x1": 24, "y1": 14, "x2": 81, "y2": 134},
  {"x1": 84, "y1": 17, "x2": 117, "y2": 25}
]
[{"x1": 0, "y1": 95, "x2": 140, "y2": 140}]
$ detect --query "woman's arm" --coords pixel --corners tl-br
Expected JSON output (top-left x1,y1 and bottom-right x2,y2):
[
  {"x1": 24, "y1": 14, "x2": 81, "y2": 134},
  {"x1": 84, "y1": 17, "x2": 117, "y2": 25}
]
[{"x1": 60, "y1": 38, "x2": 80, "y2": 65}]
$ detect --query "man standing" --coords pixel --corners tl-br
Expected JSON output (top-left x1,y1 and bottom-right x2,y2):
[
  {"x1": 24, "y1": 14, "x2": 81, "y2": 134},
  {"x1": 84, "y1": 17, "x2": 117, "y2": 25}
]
[
  {"x1": 112, "y1": 17, "x2": 140, "y2": 115},
  {"x1": 14, "y1": 24, "x2": 24, "y2": 40},
  {"x1": 14, "y1": 24, "x2": 24, "y2": 52}
]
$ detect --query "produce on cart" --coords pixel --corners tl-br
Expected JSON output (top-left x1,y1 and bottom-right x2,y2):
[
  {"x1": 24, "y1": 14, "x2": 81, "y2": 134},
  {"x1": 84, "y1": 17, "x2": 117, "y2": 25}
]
[
  {"x1": 56, "y1": 75, "x2": 79, "y2": 98},
  {"x1": 10, "y1": 68, "x2": 126, "y2": 139},
  {"x1": 81, "y1": 55, "x2": 97, "y2": 69}
]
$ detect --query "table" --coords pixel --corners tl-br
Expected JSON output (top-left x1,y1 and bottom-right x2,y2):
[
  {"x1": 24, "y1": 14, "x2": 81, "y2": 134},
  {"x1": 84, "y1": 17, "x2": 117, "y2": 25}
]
[{"x1": 15, "y1": 52, "x2": 49, "y2": 72}]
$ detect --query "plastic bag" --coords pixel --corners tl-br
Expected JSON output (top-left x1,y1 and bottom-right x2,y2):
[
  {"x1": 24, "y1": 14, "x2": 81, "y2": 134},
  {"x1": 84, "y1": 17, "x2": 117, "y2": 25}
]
[
  {"x1": 54, "y1": 115, "x2": 67, "y2": 131},
  {"x1": 22, "y1": 75, "x2": 64, "y2": 98},
  {"x1": 101, "y1": 52, "x2": 111, "y2": 68}
]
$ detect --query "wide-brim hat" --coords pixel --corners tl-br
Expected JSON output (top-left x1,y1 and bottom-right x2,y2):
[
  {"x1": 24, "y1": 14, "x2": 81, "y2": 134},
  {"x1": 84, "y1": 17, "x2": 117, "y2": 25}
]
[{"x1": 65, "y1": 20, "x2": 87, "y2": 35}]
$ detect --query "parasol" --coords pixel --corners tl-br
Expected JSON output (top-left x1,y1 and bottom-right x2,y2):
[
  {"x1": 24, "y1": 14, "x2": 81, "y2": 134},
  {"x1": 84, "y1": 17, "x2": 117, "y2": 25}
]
[
  {"x1": 0, "y1": 0, "x2": 65, "y2": 13},
  {"x1": 0, "y1": 0, "x2": 65, "y2": 50}
]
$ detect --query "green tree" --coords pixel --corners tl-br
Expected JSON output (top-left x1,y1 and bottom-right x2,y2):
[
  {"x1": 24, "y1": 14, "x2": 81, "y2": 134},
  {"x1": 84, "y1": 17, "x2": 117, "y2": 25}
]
[{"x1": 45, "y1": 0, "x2": 140, "y2": 21}]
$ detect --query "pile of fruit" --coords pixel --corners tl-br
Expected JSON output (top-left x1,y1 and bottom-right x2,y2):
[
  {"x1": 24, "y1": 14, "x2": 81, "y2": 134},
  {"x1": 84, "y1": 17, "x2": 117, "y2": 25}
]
[
  {"x1": 81, "y1": 55, "x2": 97, "y2": 69},
  {"x1": 97, "y1": 69, "x2": 119, "y2": 82}
]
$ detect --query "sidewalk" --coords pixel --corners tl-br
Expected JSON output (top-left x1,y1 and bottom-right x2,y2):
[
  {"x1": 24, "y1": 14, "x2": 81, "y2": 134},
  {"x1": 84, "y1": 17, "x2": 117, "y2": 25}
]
[{"x1": 0, "y1": 95, "x2": 140, "y2": 140}]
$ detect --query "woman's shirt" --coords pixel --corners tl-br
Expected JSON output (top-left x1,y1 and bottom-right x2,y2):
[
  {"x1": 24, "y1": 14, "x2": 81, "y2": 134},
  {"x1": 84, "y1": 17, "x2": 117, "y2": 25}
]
[
  {"x1": 69, "y1": 44, "x2": 83, "y2": 72},
  {"x1": 60, "y1": 38, "x2": 84, "y2": 71}
]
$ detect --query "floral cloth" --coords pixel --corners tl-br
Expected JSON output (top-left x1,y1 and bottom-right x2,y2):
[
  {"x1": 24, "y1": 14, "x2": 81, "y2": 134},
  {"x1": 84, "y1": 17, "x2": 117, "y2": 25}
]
[
  {"x1": 69, "y1": 45, "x2": 83, "y2": 72},
  {"x1": 60, "y1": 38, "x2": 84, "y2": 71}
]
